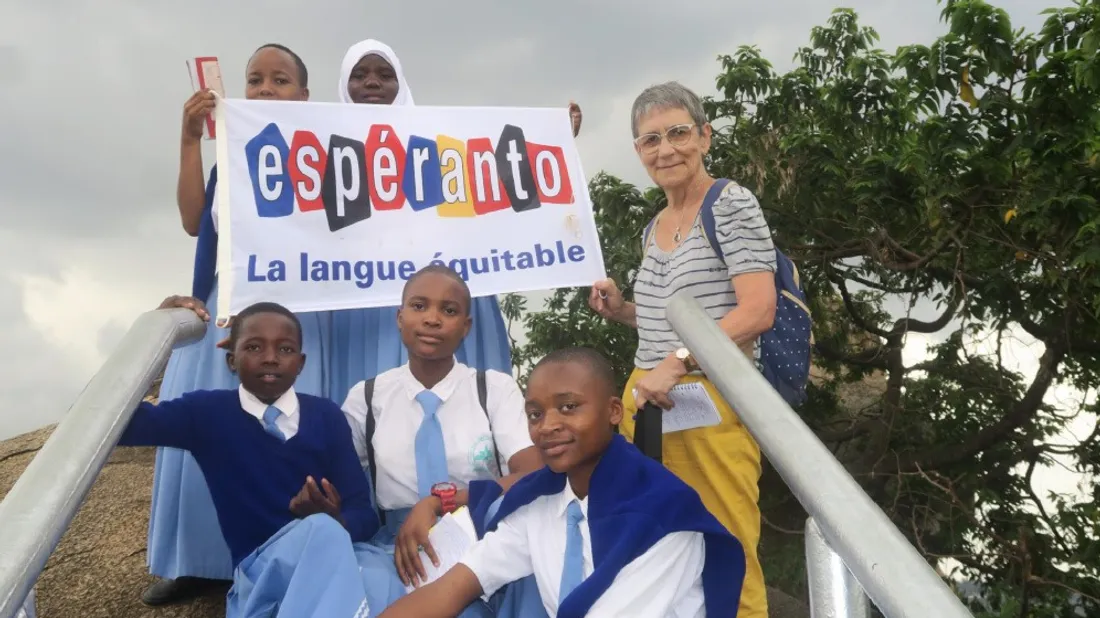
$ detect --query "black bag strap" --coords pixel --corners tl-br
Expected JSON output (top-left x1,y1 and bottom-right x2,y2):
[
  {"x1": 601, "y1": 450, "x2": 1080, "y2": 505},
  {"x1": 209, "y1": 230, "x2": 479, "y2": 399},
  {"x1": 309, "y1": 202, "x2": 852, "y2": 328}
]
[
  {"x1": 476, "y1": 370, "x2": 506, "y2": 476},
  {"x1": 362, "y1": 378, "x2": 383, "y2": 524},
  {"x1": 634, "y1": 403, "x2": 663, "y2": 463}
]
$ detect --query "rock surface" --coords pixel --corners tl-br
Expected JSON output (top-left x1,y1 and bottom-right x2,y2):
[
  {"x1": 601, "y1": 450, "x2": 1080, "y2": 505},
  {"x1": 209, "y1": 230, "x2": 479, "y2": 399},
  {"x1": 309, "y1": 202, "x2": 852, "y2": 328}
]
[{"x1": 1, "y1": 424, "x2": 811, "y2": 618}]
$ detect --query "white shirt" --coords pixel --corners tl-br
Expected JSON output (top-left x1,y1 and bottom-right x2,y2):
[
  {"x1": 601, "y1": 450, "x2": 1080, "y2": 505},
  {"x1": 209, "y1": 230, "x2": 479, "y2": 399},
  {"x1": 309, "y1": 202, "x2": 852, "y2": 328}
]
[
  {"x1": 341, "y1": 362, "x2": 533, "y2": 510},
  {"x1": 460, "y1": 481, "x2": 706, "y2": 617},
  {"x1": 239, "y1": 385, "x2": 300, "y2": 440}
]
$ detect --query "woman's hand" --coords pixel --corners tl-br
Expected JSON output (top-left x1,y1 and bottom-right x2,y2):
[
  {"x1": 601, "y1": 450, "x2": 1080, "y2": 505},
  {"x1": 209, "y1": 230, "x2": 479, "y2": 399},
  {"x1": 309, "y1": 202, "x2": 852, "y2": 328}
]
[
  {"x1": 569, "y1": 101, "x2": 583, "y2": 137},
  {"x1": 588, "y1": 278, "x2": 624, "y2": 321},
  {"x1": 394, "y1": 497, "x2": 441, "y2": 588},
  {"x1": 634, "y1": 354, "x2": 688, "y2": 410},
  {"x1": 157, "y1": 295, "x2": 210, "y2": 322},
  {"x1": 182, "y1": 90, "x2": 216, "y2": 144}
]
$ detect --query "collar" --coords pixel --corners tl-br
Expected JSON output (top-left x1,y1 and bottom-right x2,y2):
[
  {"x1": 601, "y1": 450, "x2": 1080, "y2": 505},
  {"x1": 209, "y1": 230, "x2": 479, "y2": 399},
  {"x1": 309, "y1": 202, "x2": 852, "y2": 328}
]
[
  {"x1": 554, "y1": 479, "x2": 589, "y2": 519},
  {"x1": 238, "y1": 385, "x2": 299, "y2": 421},
  {"x1": 399, "y1": 359, "x2": 466, "y2": 403}
]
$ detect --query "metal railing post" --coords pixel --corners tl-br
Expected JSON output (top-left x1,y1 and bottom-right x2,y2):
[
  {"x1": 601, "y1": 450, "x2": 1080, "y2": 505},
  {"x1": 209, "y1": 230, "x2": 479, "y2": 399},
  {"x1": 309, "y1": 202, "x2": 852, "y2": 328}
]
[
  {"x1": 666, "y1": 293, "x2": 972, "y2": 618},
  {"x1": 806, "y1": 517, "x2": 871, "y2": 618},
  {"x1": 14, "y1": 589, "x2": 33, "y2": 618},
  {"x1": 0, "y1": 309, "x2": 205, "y2": 618}
]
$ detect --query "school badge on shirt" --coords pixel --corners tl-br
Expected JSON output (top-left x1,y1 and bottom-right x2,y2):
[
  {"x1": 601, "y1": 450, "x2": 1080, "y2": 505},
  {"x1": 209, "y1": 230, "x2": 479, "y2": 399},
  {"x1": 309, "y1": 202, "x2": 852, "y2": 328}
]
[{"x1": 468, "y1": 435, "x2": 498, "y2": 476}]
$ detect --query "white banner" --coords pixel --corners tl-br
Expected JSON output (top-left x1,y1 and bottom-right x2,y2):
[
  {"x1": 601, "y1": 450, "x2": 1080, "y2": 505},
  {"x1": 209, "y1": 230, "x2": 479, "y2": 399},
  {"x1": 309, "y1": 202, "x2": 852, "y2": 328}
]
[{"x1": 213, "y1": 99, "x2": 605, "y2": 320}]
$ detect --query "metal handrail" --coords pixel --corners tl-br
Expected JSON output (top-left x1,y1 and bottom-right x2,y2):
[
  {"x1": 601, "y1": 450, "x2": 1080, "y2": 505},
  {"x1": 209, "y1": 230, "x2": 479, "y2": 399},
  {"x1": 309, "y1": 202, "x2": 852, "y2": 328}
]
[
  {"x1": 666, "y1": 293, "x2": 973, "y2": 618},
  {"x1": 0, "y1": 309, "x2": 206, "y2": 618}
]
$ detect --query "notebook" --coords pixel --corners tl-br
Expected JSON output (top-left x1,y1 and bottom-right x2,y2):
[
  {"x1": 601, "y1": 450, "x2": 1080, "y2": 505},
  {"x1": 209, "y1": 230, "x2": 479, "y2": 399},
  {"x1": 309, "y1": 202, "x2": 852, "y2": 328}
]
[
  {"x1": 405, "y1": 506, "x2": 478, "y2": 593},
  {"x1": 661, "y1": 383, "x2": 722, "y2": 433}
]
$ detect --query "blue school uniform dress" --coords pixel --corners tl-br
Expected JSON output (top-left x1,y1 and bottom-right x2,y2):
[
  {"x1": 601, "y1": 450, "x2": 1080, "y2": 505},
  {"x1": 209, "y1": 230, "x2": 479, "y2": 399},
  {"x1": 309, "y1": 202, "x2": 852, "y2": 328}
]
[
  {"x1": 122, "y1": 388, "x2": 380, "y2": 617},
  {"x1": 327, "y1": 36, "x2": 513, "y2": 402},
  {"x1": 466, "y1": 435, "x2": 748, "y2": 618}
]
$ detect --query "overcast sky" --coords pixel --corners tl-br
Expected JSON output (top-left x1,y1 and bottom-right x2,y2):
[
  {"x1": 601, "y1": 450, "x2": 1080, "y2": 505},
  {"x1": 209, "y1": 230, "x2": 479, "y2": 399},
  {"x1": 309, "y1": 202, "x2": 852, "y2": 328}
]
[{"x1": 0, "y1": 0, "x2": 1060, "y2": 442}]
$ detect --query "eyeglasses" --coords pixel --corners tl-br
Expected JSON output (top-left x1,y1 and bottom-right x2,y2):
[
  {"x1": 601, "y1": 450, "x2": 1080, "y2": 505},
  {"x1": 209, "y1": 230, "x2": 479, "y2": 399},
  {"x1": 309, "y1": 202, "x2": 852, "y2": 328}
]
[{"x1": 633, "y1": 124, "x2": 696, "y2": 153}]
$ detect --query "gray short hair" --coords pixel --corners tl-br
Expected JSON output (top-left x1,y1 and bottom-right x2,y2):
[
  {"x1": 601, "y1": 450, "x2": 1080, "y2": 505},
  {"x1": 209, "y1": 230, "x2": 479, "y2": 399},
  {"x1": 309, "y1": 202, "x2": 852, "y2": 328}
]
[{"x1": 630, "y1": 81, "x2": 707, "y2": 137}]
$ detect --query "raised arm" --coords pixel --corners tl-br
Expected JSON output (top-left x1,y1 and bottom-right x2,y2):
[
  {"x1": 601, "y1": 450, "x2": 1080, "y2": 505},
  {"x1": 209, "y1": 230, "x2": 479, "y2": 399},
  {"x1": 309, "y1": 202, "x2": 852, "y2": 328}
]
[
  {"x1": 177, "y1": 90, "x2": 216, "y2": 236},
  {"x1": 588, "y1": 278, "x2": 638, "y2": 328}
]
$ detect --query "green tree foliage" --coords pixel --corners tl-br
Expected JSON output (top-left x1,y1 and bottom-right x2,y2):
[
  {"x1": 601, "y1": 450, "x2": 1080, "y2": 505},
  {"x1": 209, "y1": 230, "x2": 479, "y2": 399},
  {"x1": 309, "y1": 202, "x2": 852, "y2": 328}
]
[{"x1": 503, "y1": 1, "x2": 1099, "y2": 615}]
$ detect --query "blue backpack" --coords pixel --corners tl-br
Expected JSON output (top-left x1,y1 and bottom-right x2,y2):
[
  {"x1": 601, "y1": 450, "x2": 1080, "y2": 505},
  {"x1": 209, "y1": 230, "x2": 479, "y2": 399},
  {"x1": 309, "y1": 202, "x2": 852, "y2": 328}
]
[{"x1": 643, "y1": 178, "x2": 813, "y2": 406}]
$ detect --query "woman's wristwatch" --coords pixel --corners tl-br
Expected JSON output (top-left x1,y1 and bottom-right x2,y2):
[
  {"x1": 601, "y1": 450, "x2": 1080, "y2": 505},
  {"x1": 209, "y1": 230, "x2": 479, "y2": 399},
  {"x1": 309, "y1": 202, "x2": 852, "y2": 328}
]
[{"x1": 674, "y1": 347, "x2": 699, "y2": 372}]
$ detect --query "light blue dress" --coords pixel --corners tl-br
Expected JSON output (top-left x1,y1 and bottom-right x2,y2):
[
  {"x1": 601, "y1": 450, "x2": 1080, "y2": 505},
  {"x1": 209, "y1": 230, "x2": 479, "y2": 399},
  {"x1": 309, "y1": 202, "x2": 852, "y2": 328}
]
[{"x1": 227, "y1": 514, "x2": 370, "y2": 618}]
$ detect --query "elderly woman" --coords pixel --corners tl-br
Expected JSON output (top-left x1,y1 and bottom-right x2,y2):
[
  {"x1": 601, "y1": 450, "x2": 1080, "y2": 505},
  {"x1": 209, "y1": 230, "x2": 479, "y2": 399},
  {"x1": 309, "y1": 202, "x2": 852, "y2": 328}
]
[{"x1": 588, "y1": 81, "x2": 776, "y2": 618}]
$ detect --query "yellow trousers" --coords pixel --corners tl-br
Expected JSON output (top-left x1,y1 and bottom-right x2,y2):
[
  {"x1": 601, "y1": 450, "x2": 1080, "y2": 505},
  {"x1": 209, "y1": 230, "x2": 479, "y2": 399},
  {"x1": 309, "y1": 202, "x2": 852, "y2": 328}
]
[{"x1": 620, "y1": 368, "x2": 768, "y2": 618}]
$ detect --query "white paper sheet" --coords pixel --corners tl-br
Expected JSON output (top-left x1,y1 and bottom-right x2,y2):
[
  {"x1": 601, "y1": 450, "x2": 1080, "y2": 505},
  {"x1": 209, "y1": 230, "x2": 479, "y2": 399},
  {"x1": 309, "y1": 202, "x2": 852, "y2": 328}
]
[
  {"x1": 662, "y1": 383, "x2": 722, "y2": 433},
  {"x1": 404, "y1": 507, "x2": 478, "y2": 593}
]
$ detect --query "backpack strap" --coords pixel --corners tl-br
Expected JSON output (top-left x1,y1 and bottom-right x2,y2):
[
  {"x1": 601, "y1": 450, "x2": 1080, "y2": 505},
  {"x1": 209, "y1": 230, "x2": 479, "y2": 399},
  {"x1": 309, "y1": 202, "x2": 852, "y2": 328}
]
[
  {"x1": 476, "y1": 370, "x2": 506, "y2": 476},
  {"x1": 642, "y1": 216, "x2": 658, "y2": 253},
  {"x1": 699, "y1": 178, "x2": 733, "y2": 263},
  {"x1": 362, "y1": 378, "x2": 384, "y2": 524}
]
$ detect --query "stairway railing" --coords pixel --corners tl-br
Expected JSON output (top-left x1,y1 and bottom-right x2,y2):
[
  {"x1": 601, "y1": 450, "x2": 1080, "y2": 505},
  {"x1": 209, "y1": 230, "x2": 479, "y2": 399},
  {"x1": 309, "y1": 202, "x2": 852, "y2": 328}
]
[
  {"x1": 0, "y1": 295, "x2": 978, "y2": 618},
  {"x1": 0, "y1": 309, "x2": 205, "y2": 618},
  {"x1": 666, "y1": 293, "x2": 974, "y2": 618}
]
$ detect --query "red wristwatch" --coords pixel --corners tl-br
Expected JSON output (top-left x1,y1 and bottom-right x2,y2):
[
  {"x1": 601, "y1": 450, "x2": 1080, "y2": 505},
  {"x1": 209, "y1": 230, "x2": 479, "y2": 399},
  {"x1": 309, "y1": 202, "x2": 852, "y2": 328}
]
[{"x1": 431, "y1": 482, "x2": 458, "y2": 515}]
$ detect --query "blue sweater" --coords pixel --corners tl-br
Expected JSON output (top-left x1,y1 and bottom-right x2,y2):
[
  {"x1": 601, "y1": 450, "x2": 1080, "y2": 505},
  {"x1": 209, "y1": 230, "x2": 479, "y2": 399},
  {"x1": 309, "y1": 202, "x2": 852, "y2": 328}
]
[
  {"x1": 120, "y1": 389, "x2": 378, "y2": 567},
  {"x1": 469, "y1": 435, "x2": 746, "y2": 618}
]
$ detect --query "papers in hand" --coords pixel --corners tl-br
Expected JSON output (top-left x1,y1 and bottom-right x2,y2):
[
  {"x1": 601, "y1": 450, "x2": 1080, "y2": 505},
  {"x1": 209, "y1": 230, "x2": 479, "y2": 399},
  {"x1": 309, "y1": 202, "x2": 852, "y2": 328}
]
[
  {"x1": 185, "y1": 56, "x2": 224, "y2": 140},
  {"x1": 405, "y1": 506, "x2": 478, "y2": 593},
  {"x1": 662, "y1": 383, "x2": 722, "y2": 433}
]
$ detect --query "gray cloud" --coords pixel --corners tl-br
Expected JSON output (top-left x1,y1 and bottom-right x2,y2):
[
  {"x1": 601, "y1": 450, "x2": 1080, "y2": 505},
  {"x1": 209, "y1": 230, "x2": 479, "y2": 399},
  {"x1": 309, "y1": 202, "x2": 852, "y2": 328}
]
[{"x1": 0, "y1": 0, "x2": 1060, "y2": 438}]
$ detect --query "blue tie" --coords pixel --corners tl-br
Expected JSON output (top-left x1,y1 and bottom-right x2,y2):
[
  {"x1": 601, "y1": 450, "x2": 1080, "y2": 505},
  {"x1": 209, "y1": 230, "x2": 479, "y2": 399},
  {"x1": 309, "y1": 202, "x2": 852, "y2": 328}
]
[
  {"x1": 262, "y1": 405, "x2": 286, "y2": 442},
  {"x1": 414, "y1": 390, "x2": 447, "y2": 499},
  {"x1": 559, "y1": 500, "x2": 585, "y2": 602}
]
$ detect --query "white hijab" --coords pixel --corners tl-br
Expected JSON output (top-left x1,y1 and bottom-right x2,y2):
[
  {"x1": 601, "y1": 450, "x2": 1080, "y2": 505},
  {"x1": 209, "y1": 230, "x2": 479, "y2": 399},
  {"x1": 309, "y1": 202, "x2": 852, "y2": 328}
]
[{"x1": 338, "y1": 39, "x2": 415, "y2": 106}]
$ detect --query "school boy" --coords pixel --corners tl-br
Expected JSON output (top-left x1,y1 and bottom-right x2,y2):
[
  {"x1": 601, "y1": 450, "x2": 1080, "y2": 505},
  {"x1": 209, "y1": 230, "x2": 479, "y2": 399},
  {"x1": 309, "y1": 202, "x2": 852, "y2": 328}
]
[
  {"x1": 119, "y1": 298, "x2": 378, "y2": 617},
  {"x1": 378, "y1": 347, "x2": 747, "y2": 618},
  {"x1": 341, "y1": 265, "x2": 542, "y2": 607}
]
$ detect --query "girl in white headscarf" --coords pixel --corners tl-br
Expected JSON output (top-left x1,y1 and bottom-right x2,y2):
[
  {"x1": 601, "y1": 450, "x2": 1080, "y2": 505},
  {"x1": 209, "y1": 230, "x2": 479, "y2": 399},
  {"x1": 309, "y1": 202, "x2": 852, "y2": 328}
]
[
  {"x1": 328, "y1": 38, "x2": 577, "y2": 401},
  {"x1": 339, "y1": 39, "x2": 415, "y2": 106},
  {"x1": 335, "y1": 38, "x2": 558, "y2": 618}
]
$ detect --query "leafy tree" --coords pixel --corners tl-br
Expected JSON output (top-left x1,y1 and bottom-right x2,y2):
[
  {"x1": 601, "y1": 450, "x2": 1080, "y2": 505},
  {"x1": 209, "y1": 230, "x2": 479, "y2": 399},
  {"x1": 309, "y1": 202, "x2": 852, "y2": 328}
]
[{"x1": 504, "y1": 2, "x2": 1100, "y2": 615}]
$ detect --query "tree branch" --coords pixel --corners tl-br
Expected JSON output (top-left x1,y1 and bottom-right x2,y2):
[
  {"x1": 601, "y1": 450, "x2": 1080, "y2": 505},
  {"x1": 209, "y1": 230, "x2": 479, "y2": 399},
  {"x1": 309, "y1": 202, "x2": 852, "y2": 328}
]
[
  {"x1": 813, "y1": 340, "x2": 889, "y2": 369},
  {"x1": 890, "y1": 276, "x2": 964, "y2": 336},
  {"x1": 1022, "y1": 454, "x2": 1073, "y2": 556},
  {"x1": 875, "y1": 227, "x2": 960, "y2": 272},
  {"x1": 828, "y1": 266, "x2": 893, "y2": 339},
  {"x1": 889, "y1": 343, "x2": 1065, "y2": 472}
]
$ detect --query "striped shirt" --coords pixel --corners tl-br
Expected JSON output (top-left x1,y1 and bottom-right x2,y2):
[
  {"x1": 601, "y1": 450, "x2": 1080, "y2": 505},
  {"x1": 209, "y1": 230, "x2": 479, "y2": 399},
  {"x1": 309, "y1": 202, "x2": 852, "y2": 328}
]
[{"x1": 633, "y1": 182, "x2": 777, "y2": 370}]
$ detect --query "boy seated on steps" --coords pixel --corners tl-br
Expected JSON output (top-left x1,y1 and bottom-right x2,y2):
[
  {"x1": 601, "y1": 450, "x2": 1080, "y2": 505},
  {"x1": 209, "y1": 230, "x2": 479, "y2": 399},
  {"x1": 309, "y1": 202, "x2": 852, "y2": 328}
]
[
  {"x1": 379, "y1": 347, "x2": 747, "y2": 618},
  {"x1": 119, "y1": 297, "x2": 378, "y2": 618}
]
